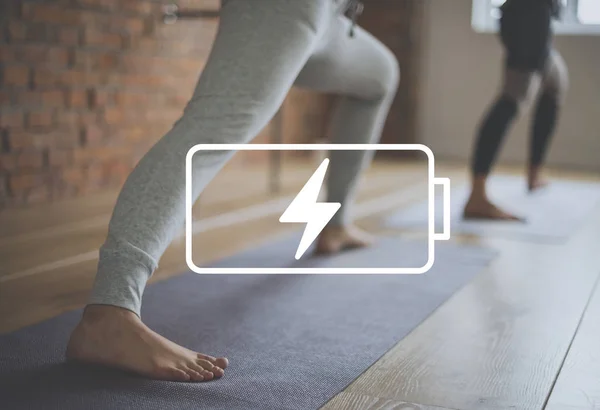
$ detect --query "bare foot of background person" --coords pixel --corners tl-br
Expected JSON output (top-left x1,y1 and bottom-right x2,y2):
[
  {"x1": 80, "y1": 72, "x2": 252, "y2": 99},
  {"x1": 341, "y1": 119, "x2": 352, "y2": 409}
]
[
  {"x1": 465, "y1": 175, "x2": 524, "y2": 221},
  {"x1": 528, "y1": 166, "x2": 550, "y2": 192},
  {"x1": 66, "y1": 305, "x2": 228, "y2": 382},
  {"x1": 463, "y1": 196, "x2": 523, "y2": 221},
  {"x1": 315, "y1": 225, "x2": 375, "y2": 255}
]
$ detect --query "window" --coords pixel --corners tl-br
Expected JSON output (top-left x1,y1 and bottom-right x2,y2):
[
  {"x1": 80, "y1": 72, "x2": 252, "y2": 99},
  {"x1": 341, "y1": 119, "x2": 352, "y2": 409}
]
[
  {"x1": 578, "y1": 0, "x2": 600, "y2": 24},
  {"x1": 472, "y1": 0, "x2": 600, "y2": 35}
]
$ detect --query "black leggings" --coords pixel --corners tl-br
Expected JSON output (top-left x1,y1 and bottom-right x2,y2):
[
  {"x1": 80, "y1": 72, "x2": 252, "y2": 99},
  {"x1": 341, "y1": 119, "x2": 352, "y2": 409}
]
[
  {"x1": 471, "y1": 4, "x2": 564, "y2": 176},
  {"x1": 471, "y1": 91, "x2": 558, "y2": 175}
]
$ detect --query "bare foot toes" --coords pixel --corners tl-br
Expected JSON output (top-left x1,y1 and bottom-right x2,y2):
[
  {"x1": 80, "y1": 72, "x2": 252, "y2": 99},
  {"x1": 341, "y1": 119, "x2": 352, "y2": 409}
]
[
  {"x1": 66, "y1": 305, "x2": 228, "y2": 382},
  {"x1": 315, "y1": 225, "x2": 375, "y2": 255},
  {"x1": 463, "y1": 198, "x2": 523, "y2": 221}
]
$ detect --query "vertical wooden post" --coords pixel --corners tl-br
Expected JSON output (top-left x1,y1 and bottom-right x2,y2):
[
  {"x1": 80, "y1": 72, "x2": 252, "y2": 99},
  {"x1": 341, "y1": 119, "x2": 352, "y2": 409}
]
[{"x1": 269, "y1": 106, "x2": 284, "y2": 194}]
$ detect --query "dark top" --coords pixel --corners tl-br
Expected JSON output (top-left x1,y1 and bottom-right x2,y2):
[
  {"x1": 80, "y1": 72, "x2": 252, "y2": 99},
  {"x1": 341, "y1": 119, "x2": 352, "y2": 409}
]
[
  {"x1": 501, "y1": 0, "x2": 564, "y2": 19},
  {"x1": 499, "y1": 0, "x2": 562, "y2": 71}
]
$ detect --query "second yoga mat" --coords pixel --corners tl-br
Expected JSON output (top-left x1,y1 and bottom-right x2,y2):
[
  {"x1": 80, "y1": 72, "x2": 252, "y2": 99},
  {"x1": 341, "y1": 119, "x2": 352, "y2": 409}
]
[
  {"x1": 385, "y1": 175, "x2": 600, "y2": 243},
  {"x1": 0, "y1": 234, "x2": 496, "y2": 410}
]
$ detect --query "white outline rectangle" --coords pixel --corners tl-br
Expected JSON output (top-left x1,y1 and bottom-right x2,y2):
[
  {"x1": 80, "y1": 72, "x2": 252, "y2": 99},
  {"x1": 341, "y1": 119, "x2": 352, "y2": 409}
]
[{"x1": 186, "y1": 144, "x2": 449, "y2": 275}]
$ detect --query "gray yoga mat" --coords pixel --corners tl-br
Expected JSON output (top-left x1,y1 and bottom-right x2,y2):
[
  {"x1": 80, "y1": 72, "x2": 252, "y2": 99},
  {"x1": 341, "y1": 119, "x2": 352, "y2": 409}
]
[
  {"x1": 385, "y1": 175, "x2": 600, "y2": 243},
  {"x1": 0, "y1": 234, "x2": 496, "y2": 410}
]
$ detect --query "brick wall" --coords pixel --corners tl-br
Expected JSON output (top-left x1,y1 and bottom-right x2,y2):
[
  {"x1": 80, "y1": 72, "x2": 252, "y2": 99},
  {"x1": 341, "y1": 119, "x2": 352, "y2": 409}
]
[
  {"x1": 0, "y1": 0, "x2": 226, "y2": 208},
  {"x1": 0, "y1": 0, "x2": 422, "y2": 209}
]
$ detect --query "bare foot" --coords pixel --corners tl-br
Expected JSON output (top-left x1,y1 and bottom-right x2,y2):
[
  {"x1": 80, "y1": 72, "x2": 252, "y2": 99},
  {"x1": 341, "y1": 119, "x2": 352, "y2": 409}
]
[
  {"x1": 66, "y1": 305, "x2": 228, "y2": 382},
  {"x1": 528, "y1": 178, "x2": 549, "y2": 192},
  {"x1": 527, "y1": 166, "x2": 550, "y2": 192},
  {"x1": 463, "y1": 197, "x2": 523, "y2": 221},
  {"x1": 315, "y1": 225, "x2": 375, "y2": 255}
]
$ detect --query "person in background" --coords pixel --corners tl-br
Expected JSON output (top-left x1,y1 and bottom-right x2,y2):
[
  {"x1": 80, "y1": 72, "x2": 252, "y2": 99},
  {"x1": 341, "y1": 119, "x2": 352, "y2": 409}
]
[{"x1": 464, "y1": 0, "x2": 569, "y2": 220}]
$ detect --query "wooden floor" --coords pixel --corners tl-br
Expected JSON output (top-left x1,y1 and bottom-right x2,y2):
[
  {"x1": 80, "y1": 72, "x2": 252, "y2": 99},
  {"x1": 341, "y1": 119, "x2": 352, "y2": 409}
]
[{"x1": 1, "y1": 158, "x2": 600, "y2": 410}]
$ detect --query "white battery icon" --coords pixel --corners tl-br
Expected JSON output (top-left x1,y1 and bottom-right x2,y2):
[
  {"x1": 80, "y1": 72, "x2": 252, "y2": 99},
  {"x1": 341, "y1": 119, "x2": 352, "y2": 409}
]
[{"x1": 186, "y1": 144, "x2": 451, "y2": 275}]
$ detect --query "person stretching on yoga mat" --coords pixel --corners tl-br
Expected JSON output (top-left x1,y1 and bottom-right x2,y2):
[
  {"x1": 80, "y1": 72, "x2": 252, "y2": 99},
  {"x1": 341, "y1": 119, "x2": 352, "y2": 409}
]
[
  {"x1": 66, "y1": 0, "x2": 399, "y2": 382},
  {"x1": 464, "y1": 0, "x2": 569, "y2": 220}
]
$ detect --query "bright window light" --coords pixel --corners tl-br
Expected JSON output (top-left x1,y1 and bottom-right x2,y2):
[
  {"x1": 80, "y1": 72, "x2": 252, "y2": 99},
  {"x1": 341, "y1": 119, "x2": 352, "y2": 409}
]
[
  {"x1": 472, "y1": 0, "x2": 600, "y2": 35},
  {"x1": 578, "y1": 0, "x2": 600, "y2": 24}
]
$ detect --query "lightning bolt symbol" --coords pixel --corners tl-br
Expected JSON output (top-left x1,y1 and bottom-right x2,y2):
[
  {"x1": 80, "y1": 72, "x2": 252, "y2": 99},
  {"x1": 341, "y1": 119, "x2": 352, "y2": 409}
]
[{"x1": 280, "y1": 158, "x2": 341, "y2": 260}]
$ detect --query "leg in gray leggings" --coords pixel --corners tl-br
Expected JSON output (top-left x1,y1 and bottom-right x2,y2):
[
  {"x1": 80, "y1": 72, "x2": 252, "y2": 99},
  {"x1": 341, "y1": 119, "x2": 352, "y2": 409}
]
[{"x1": 89, "y1": 0, "x2": 399, "y2": 316}]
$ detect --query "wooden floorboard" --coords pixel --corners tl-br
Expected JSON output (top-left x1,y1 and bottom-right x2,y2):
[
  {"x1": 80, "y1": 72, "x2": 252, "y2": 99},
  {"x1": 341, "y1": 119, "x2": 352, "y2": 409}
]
[
  {"x1": 1, "y1": 160, "x2": 600, "y2": 410},
  {"x1": 544, "y1": 271, "x2": 600, "y2": 410},
  {"x1": 340, "y1": 206, "x2": 600, "y2": 410},
  {"x1": 321, "y1": 392, "x2": 453, "y2": 410}
]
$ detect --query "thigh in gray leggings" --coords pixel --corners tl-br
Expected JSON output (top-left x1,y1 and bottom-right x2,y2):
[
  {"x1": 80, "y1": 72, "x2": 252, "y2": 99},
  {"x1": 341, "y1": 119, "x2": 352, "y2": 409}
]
[{"x1": 89, "y1": 0, "x2": 400, "y2": 316}]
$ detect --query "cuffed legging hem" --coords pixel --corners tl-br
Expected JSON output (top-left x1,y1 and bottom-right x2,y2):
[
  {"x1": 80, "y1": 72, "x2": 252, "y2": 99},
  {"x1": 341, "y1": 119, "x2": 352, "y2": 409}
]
[{"x1": 89, "y1": 242, "x2": 157, "y2": 317}]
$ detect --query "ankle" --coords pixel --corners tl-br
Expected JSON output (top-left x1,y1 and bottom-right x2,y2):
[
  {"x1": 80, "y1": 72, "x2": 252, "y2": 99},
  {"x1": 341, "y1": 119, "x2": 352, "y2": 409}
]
[
  {"x1": 322, "y1": 224, "x2": 347, "y2": 234},
  {"x1": 82, "y1": 304, "x2": 138, "y2": 324},
  {"x1": 528, "y1": 165, "x2": 542, "y2": 178}
]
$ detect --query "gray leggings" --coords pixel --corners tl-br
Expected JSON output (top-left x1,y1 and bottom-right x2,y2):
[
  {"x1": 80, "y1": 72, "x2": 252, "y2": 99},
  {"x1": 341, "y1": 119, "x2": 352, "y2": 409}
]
[{"x1": 89, "y1": 0, "x2": 400, "y2": 316}]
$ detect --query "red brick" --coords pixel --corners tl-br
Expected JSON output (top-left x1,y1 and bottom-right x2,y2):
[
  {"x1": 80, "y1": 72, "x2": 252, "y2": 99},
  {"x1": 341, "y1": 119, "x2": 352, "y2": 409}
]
[
  {"x1": 121, "y1": 1, "x2": 153, "y2": 15},
  {"x1": 60, "y1": 71, "x2": 87, "y2": 86},
  {"x1": 93, "y1": 52, "x2": 119, "y2": 70},
  {"x1": 124, "y1": 17, "x2": 145, "y2": 34},
  {"x1": 88, "y1": 88, "x2": 113, "y2": 108},
  {"x1": 61, "y1": 167, "x2": 85, "y2": 185},
  {"x1": 48, "y1": 149, "x2": 73, "y2": 167},
  {"x1": 19, "y1": 45, "x2": 45, "y2": 63},
  {"x1": 119, "y1": 73, "x2": 165, "y2": 88},
  {"x1": 47, "y1": 48, "x2": 70, "y2": 67},
  {"x1": 66, "y1": 89, "x2": 88, "y2": 108},
  {"x1": 114, "y1": 91, "x2": 148, "y2": 106},
  {"x1": 32, "y1": 68, "x2": 56, "y2": 87},
  {"x1": 0, "y1": 174, "x2": 9, "y2": 196},
  {"x1": 59, "y1": 27, "x2": 81, "y2": 46},
  {"x1": 75, "y1": 0, "x2": 117, "y2": 10},
  {"x1": 55, "y1": 111, "x2": 80, "y2": 128},
  {"x1": 61, "y1": 70, "x2": 103, "y2": 86},
  {"x1": 121, "y1": 54, "x2": 158, "y2": 73},
  {"x1": 34, "y1": 69, "x2": 102, "y2": 87},
  {"x1": 0, "y1": 45, "x2": 15, "y2": 62},
  {"x1": 11, "y1": 45, "x2": 69, "y2": 67},
  {"x1": 0, "y1": 112, "x2": 24, "y2": 128},
  {"x1": 127, "y1": 36, "x2": 157, "y2": 53},
  {"x1": 17, "y1": 90, "x2": 66, "y2": 108},
  {"x1": 2, "y1": 65, "x2": 30, "y2": 87},
  {"x1": 116, "y1": 125, "x2": 147, "y2": 142},
  {"x1": 0, "y1": 155, "x2": 17, "y2": 172},
  {"x1": 16, "y1": 150, "x2": 45, "y2": 169},
  {"x1": 73, "y1": 50, "x2": 119, "y2": 70},
  {"x1": 9, "y1": 129, "x2": 79, "y2": 150},
  {"x1": 73, "y1": 146, "x2": 116, "y2": 164},
  {"x1": 27, "y1": 111, "x2": 54, "y2": 128},
  {"x1": 21, "y1": 3, "x2": 83, "y2": 26},
  {"x1": 0, "y1": 91, "x2": 10, "y2": 106},
  {"x1": 84, "y1": 27, "x2": 123, "y2": 49},
  {"x1": 82, "y1": 124, "x2": 105, "y2": 145},
  {"x1": 103, "y1": 108, "x2": 123, "y2": 125},
  {"x1": 8, "y1": 173, "x2": 43, "y2": 192},
  {"x1": 7, "y1": 22, "x2": 27, "y2": 41},
  {"x1": 79, "y1": 111, "x2": 100, "y2": 125}
]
